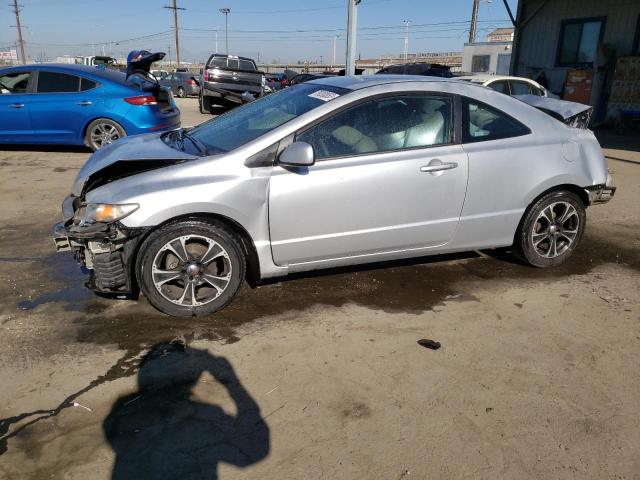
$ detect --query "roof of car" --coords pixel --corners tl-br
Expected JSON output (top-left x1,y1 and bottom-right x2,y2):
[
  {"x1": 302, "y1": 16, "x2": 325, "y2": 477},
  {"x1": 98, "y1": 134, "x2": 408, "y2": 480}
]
[
  {"x1": 455, "y1": 74, "x2": 538, "y2": 84},
  {"x1": 1, "y1": 63, "x2": 127, "y2": 82},
  {"x1": 308, "y1": 74, "x2": 457, "y2": 90}
]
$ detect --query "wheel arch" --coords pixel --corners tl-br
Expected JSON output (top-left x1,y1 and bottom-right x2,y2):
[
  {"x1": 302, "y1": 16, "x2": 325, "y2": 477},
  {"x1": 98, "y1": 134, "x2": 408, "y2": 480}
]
[
  {"x1": 81, "y1": 116, "x2": 128, "y2": 147},
  {"x1": 131, "y1": 212, "x2": 261, "y2": 290},
  {"x1": 514, "y1": 183, "x2": 588, "y2": 243}
]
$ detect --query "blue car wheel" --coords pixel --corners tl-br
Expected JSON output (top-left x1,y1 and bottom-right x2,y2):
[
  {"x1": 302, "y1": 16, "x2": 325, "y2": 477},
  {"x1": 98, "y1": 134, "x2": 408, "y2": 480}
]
[{"x1": 85, "y1": 118, "x2": 126, "y2": 151}]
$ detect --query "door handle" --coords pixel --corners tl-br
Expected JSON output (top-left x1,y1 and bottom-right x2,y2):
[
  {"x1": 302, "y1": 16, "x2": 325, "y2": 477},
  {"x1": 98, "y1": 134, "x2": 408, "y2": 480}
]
[
  {"x1": 10, "y1": 103, "x2": 24, "y2": 108},
  {"x1": 77, "y1": 101, "x2": 92, "y2": 106},
  {"x1": 420, "y1": 161, "x2": 458, "y2": 173}
]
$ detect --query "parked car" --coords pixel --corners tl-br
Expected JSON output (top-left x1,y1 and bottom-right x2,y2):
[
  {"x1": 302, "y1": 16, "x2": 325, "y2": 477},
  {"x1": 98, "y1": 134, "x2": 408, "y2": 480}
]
[
  {"x1": 159, "y1": 71, "x2": 200, "y2": 98},
  {"x1": 289, "y1": 73, "x2": 330, "y2": 85},
  {"x1": 199, "y1": 54, "x2": 264, "y2": 113},
  {"x1": 376, "y1": 62, "x2": 453, "y2": 77},
  {"x1": 456, "y1": 74, "x2": 556, "y2": 98},
  {"x1": 265, "y1": 73, "x2": 287, "y2": 91},
  {"x1": 54, "y1": 75, "x2": 615, "y2": 317},
  {"x1": 0, "y1": 58, "x2": 180, "y2": 151},
  {"x1": 150, "y1": 69, "x2": 169, "y2": 80}
]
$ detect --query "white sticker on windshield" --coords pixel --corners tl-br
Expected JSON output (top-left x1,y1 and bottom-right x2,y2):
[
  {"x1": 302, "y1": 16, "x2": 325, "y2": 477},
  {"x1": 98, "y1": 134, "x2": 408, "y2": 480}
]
[{"x1": 308, "y1": 90, "x2": 340, "y2": 102}]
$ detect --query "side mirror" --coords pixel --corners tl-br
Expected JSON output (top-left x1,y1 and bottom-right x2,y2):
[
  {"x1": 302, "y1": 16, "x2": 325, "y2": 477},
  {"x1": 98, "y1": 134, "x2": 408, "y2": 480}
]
[{"x1": 278, "y1": 141, "x2": 315, "y2": 167}]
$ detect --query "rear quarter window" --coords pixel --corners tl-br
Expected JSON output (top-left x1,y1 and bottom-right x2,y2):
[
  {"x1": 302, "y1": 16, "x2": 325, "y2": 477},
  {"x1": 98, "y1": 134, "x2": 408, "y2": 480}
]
[
  {"x1": 462, "y1": 97, "x2": 531, "y2": 143},
  {"x1": 37, "y1": 71, "x2": 80, "y2": 93},
  {"x1": 239, "y1": 59, "x2": 256, "y2": 71}
]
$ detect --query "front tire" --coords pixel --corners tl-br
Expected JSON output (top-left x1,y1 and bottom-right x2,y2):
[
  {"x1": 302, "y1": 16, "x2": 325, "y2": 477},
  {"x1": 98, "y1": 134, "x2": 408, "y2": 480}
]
[
  {"x1": 176, "y1": 86, "x2": 186, "y2": 98},
  {"x1": 85, "y1": 118, "x2": 126, "y2": 151},
  {"x1": 137, "y1": 220, "x2": 246, "y2": 317},
  {"x1": 515, "y1": 190, "x2": 586, "y2": 268}
]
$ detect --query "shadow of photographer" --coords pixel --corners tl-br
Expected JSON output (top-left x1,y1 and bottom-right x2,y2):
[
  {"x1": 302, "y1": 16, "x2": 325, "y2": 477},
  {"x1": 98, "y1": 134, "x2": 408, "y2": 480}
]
[{"x1": 103, "y1": 340, "x2": 269, "y2": 479}]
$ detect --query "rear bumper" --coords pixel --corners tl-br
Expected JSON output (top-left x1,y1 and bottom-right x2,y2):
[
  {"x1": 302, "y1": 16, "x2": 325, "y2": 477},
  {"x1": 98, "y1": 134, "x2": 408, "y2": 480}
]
[
  {"x1": 202, "y1": 84, "x2": 261, "y2": 104},
  {"x1": 585, "y1": 173, "x2": 616, "y2": 204}
]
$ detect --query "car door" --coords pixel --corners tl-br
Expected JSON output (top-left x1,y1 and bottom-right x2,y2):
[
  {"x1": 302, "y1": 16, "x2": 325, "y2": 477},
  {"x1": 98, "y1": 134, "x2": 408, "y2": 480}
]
[
  {"x1": 268, "y1": 93, "x2": 469, "y2": 266},
  {"x1": 28, "y1": 70, "x2": 96, "y2": 144},
  {"x1": 0, "y1": 70, "x2": 34, "y2": 143}
]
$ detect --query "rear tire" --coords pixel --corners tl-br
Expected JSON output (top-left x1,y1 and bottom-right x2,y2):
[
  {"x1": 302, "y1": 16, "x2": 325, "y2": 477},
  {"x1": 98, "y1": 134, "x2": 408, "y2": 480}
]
[
  {"x1": 515, "y1": 190, "x2": 586, "y2": 268},
  {"x1": 137, "y1": 220, "x2": 246, "y2": 317},
  {"x1": 177, "y1": 87, "x2": 186, "y2": 98},
  {"x1": 85, "y1": 118, "x2": 126, "y2": 151}
]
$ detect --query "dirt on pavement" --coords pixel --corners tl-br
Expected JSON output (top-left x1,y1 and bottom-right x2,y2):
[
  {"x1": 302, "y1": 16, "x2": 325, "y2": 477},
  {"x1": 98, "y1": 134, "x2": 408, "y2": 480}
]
[{"x1": 0, "y1": 98, "x2": 638, "y2": 479}]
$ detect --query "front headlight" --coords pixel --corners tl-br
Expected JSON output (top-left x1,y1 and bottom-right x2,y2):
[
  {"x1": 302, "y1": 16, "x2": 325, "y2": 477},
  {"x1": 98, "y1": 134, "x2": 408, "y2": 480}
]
[{"x1": 80, "y1": 203, "x2": 139, "y2": 224}]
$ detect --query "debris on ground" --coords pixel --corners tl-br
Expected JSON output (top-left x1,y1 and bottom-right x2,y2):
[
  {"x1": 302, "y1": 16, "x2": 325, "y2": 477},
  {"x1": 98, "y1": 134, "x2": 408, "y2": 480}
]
[{"x1": 417, "y1": 339, "x2": 441, "y2": 350}]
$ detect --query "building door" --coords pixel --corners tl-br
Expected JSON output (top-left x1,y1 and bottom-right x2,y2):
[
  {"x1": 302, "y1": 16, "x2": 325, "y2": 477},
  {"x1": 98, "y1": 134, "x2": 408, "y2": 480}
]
[{"x1": 497, "y1": 54, "x2": 511, "y2": 75}]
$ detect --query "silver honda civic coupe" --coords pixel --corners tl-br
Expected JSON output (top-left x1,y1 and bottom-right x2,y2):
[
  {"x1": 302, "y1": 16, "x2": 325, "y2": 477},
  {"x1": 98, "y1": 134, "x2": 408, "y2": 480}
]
[{"x1": 53, "y1": 75, "x2": 615, "y2": 317}]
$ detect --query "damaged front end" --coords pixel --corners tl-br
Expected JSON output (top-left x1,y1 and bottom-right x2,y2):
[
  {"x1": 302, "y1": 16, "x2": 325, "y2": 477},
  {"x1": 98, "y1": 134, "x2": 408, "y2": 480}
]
[{"x1": 53, "y1": 196, "x2": 148, "y2": 295}]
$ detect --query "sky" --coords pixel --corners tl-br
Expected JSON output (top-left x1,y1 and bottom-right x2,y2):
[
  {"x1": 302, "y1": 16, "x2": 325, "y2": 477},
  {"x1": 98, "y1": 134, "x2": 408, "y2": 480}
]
[{"x1": 1, "y1": 0, "x2": 518, "y2": 63}]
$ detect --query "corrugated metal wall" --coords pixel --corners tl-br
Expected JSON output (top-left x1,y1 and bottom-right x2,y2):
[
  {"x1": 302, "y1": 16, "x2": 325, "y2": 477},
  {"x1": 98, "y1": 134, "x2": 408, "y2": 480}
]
[{"x1": 514, "y1": 0, "x2": 640, "y2": 106}]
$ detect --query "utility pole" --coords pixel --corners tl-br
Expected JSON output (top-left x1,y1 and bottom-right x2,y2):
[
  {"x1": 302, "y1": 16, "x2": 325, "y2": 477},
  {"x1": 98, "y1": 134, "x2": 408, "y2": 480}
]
[
  {"x1": 469, "y1": 0, "x2": 479, "y2": 43},
  {"x1": 215, "y1": 31, "x2": 219, "y2": 53},
  {"x1": 164, "y1": 0, "x2": 185, "y2": 67},
  {"x1": 345, "y1": 0, "x2": 360, "y2": 75},
  {"x1": 403, "y1": 20, "x2": 411, "y2": 61},
  {"x1": 332, "y1": 35, "x2": 337, "y2": 66},
  {"x1": 220, "y1": 8, "x2": 230, "y2": 55},
  {"x1": 11, "y1": 0, "x2": 26, "y2": 64}
]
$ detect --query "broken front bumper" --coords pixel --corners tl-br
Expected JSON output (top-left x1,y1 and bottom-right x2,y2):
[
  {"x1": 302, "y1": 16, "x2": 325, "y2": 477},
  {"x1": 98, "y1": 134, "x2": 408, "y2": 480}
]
[
  {"x1": 53, "y1": 214, "x2": 148, "y2": 294},
  {"x1": 585, "y1": 173, "x2": 616, "y2": 204}
]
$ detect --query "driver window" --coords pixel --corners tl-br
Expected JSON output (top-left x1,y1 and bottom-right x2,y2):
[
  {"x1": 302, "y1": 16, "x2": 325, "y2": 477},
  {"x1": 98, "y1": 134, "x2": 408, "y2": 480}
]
[
  {"x1": 0, "y1": 71, "x2": 32, "y2": 94},
  {"x1": 297, "y1": 94, "x2": 452, "y2": 160}
]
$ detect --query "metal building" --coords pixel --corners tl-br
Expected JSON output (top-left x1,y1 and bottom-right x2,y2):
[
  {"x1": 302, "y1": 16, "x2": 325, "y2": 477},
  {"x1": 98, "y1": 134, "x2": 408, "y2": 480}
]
[{"x1": 510, "y1": 0, "x2": 640, "y2": 123}]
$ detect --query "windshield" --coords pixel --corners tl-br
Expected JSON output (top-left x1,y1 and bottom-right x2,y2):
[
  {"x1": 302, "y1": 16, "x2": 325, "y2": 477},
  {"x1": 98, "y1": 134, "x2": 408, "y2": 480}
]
[{"x1": 188, "y1": 83, "x2": 350, "y2": 155}]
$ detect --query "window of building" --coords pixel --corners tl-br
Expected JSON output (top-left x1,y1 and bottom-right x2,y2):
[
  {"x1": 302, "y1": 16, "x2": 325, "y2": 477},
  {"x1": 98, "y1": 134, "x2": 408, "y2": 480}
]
[
  {"x1": 471, "y1": 55, "x2": 490, "y2": 73},
  {"x1": 462, "y1": 97, "x2": 530, "y2": 143},
  {"x1": 37, "y1": 71, "x2": 80, "y2": 93},
  {"x1": 557, "y1": 17, "x2": 605, "y2": 66},
  {"x1": 297, "y1": 95, "x2": 453, "y2": 160}
]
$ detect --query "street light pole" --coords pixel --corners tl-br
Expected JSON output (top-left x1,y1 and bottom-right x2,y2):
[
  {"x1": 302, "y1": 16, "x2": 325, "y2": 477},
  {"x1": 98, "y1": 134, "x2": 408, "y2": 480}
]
[
  {"x1": 403, "y1": 19, "x2": 411, "y2": 61},
  {"x1": 345, "y1": 0, "x2": 360, "y2": 75},
  {"x1": 220, "y1": 8, "x2": 230, "y2": 55}
]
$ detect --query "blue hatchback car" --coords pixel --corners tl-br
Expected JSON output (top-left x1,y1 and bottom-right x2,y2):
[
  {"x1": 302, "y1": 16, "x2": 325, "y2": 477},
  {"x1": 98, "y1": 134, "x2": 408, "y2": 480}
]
[{"x1": 0, "y1": 63, "x2": 180, "y2": 151}]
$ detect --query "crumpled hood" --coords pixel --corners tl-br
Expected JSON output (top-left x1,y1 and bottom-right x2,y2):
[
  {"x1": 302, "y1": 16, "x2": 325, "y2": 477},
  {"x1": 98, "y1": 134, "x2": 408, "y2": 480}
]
[
  {"x1": 71, "y1": 133, "x2": 196, "y2": 196},
  {"x1": 514, "y1": 94, "x2": 592, "y2": 120}
]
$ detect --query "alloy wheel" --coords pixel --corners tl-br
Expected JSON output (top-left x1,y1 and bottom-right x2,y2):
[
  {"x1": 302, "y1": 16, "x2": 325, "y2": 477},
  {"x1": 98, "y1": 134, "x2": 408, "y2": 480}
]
[
  {"x1": 90, "y1": 123, "x2": 121, "y2": 149},
  {"x1": 151, "y1": 234, "x2": 232, "y2": 307},
  {"x1": 531, "y1": 201, "x2": 580, "y2": 258}
]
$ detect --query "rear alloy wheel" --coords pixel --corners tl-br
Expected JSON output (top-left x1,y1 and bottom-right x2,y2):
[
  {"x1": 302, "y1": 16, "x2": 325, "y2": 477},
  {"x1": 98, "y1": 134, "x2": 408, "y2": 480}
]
[
  {"x1": 137, "y1": 220, "x2": 245, "y2": 316},
  {"x1": 85, "y1": 118, "x2": 126, "y2": 151},
  {"x1": 516, "y1": 190, "x2": 586, "y2": 267},
  {"x1": 176, "y1": 86, "x2": 186, "y2": 98}
]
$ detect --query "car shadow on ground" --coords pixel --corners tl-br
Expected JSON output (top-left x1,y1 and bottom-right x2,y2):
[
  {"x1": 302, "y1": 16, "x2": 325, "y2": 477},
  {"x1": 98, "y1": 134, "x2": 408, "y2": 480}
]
[
  {"x1": 0, "y1": 144, "x2": 92, "y2": 153},
  {"x1": 103, "y1": 340, "x2": 270, "y2": 480}
]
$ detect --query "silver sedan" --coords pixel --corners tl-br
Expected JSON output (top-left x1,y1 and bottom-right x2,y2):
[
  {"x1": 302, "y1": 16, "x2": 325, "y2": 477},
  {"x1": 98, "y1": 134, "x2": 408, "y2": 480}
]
[{"x1": 54, "y1": 75, "x2": 615, "y2": 316}]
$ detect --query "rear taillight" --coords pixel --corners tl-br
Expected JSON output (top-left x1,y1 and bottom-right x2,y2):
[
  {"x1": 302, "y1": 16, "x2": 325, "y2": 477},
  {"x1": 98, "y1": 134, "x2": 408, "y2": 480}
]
[
  {"x1": 188, "y1": 79, "x2": 196, "y2": 86},
  {"x1": 124, "y1": 95, "x2": 157, "y2": 106},
  {"x1": 203, "y1": 70, "x2": 209, "y2": 81}
]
